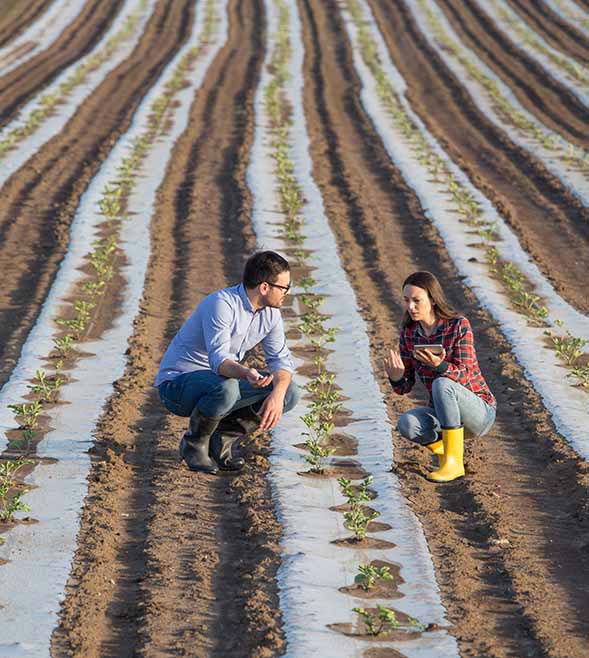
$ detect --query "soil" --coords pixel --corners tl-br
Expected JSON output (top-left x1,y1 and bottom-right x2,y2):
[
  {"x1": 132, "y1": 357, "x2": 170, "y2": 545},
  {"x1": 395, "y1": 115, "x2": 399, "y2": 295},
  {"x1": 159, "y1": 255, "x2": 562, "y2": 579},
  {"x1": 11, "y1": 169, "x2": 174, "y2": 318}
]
[
  {"x1": 0, "y1": 0, "x2": 195, "y2": 391},
  {"x1": 368, "y1": 0, "x2": 589, "y2": 316},
  {"x1": 298, "y1": 0, "x2": 589, "y2": 656},
  {"x1": 1, "y1": 0, "x2": 588, "y2": 657},
  {"x1": 504, "y1": 0, "x2": 589, "y2": 63},
  {"x1": 0, "y1": 0, "x2": 52, "y2": 49},
  {"x1": 0, "y1": 0, "x2": 126, "y2": 128},
  {"x1": 49, "y1": 1, "x2": 286, "y2": 656}
]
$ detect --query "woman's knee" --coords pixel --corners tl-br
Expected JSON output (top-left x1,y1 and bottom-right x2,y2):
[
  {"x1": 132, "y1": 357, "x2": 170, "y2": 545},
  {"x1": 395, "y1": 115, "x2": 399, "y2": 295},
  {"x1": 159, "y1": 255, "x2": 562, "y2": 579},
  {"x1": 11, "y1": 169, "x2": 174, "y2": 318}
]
[{"x1": 397, "y1": 412, "x2": 419, "y2": 440}]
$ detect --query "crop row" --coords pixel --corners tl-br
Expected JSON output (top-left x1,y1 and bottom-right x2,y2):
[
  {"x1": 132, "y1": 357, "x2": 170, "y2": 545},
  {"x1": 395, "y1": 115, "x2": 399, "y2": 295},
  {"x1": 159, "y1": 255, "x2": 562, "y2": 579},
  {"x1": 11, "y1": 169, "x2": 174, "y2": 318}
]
[
  {"x1": 0, "y1": 0, "x2": 218, "y2": 542},
  {"x1": 0, "y1": 0, "x2": 151, "y2": 160},
  {"x1": 263, "y1": 0, "x2": 425, "y2": 638},
  {"x1": 416, "y1": 0, "x2": 589, "y2": 173},
  {"x1": 486, "y1": 0, "x2": 589, "y2": 89},
  {"x1": 347, "y1": 0, "x2": 589, "y2": 394}
]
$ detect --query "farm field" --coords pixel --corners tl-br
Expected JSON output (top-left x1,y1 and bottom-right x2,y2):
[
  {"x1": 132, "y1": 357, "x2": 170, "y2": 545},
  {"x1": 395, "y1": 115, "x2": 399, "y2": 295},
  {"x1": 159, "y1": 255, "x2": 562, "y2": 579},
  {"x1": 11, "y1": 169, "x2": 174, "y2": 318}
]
[{"x1": 0, "y1": 1, "x2": 588, "y2": 657}]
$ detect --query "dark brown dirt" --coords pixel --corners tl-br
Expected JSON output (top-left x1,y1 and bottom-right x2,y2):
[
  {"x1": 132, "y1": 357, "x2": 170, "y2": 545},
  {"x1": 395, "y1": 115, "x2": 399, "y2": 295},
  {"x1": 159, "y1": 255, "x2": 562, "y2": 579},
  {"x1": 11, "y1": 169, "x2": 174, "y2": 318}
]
[
  {"x1": 366, "y1": 0, "x2": 589, "y2": 316},
  {"x1": 298, "y1": 0, "x2": 589, "y2": 656},
  {"x1": 436, "y1": 0, "x2": 589, "y2": 145},
  {"x1": 0, "y1": 0, "x2": 125, "y2": 127},
  {"x1": 50, "y1": 1, "x2": 284, "y2": 657},
  {"x1": 0, "y1": 0, "x2": 52, "y2": 49},
  {"x1": 505, "y1": 0, "x2": 589, "y2": 64},
  {"x1": 0, "y1": 0, "x2": 194, "y2": 391}
]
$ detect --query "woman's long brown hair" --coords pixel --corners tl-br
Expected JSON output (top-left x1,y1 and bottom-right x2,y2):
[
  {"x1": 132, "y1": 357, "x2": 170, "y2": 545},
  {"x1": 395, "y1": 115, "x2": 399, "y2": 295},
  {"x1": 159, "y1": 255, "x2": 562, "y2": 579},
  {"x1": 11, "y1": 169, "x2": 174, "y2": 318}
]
[{"x1": 401, "y1": 271, "x2": 460, "y2": 328}]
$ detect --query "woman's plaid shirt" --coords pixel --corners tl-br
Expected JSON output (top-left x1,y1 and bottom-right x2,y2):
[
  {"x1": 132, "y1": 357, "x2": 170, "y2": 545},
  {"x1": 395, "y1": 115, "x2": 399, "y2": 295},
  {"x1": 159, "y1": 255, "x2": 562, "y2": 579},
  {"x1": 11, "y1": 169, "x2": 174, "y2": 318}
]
[{"x1": 390, "y1": 316, "x2": 496, "y2": 408}]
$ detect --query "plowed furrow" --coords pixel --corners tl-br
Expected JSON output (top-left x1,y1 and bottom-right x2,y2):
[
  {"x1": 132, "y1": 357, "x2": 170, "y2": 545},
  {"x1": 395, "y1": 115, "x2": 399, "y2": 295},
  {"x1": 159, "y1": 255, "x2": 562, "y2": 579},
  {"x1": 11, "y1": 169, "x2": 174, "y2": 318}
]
[
  {"x1": 505, "y1": 0, "x2": 589, "y2": 63},
  {"x1": 299, "y1": 0, "x2": 589, "y2": 656},
  {"x1": 366, "y1": 0, "x2": 589, "y2": 316},
  {"x1": 0, "y1": 0, "x2": 124, "y2": 128},
  {"x1": 0, "y1": 0, "x2": 193, "y2": 392},
  {"x1": 52, "y1": 2, "x2": 282, "y2": 657},
  {"x1": 436, "y1": 0, "x2": 589, "y2": 147},
  {"x1": 0, "y1": 0, "x2": 52, "y2": 49}
]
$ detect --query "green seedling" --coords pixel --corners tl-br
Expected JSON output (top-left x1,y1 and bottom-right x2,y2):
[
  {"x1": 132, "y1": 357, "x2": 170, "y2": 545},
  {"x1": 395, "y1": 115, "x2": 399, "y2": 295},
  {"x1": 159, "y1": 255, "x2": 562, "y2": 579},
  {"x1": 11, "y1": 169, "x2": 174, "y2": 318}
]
[
  {"x1": 352, "y1": 605, "x2": 400, "y2": 636},
  {"x1": 10, "y1": 429, "x2": 36, "y2": 454},
  {"x1": 7, "y1": 401, "x2": 42, "y2": 430},
  {"x1": 355, "y1": 564, "x2": 394, "y2": 591},
  {"x1": 338, "y1": 475, "x2": 373, "y2": 507},
  {"x1": 303, "y1": 439, "x2": 336, "y2": 474},
  {"x1": 344, "y1": 505, "x2": 380, "y2": 541},
  {"x1": 569, "y1": 365, "x2": 589, "y2": 389},
  {"x1": 28, "y1": 369, "x2": 64, "y2": 402},
  {"x1": 53, "y1": 335, "x2": 75, "y2": 356},
  {"x1": 544, "y1": 329, "x2": 587, "y2": 365},
  {"x1": 0, "y1": 459, "x2": 32, "y2": 523}
]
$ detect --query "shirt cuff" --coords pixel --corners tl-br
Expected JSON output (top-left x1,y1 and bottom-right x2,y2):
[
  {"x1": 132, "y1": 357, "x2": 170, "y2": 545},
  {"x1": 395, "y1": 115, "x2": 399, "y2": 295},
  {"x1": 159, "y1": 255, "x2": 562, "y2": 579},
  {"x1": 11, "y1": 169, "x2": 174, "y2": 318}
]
[
  {"x1": 436, "y1": 361, "x2": 449, "y2": 374},
  {"x1": 388, "y1": 376, "x2": 405, "y2": 387}
]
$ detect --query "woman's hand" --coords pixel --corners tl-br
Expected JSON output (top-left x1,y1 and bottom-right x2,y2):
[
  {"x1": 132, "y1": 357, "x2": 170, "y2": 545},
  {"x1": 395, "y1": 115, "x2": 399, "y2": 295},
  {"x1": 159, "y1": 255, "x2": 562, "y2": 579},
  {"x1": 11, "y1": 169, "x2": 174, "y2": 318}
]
[
  {"x1": 414, "y1": 347, "x2": 445, "y2": 368},
  {"x1": 384, "y1": 349, "x2": 405, "y2": 381}
]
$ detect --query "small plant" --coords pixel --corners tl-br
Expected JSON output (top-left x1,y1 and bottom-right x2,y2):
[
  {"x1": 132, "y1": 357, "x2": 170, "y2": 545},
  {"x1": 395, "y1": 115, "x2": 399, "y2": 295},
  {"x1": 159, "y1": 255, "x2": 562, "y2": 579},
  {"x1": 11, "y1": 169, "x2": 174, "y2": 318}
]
[
  {"x1": 338, "y1": 476, "x2": 378, "y2": 541},
  {"x1": 7, "y1": 402, "x2": 43, "y2": 430},
  {"x1": 303, "y1": 439, "x2": 336, "y2": 474},
  {"x1": 28, "y1": 369, "x2": 64, "y2": 402},
  {"x1": 344, "y1": 505, "x2": 380, "y2": 541},
  {"x1": 355, "y1": 564, "x2": 394, "y2": 591},
  {"x1": 544, "y1": 329, "x2": 587, "y2": 365},
  {"x1": 53, "y1": 335, "x2": 75, "y2": 356},
  {"x1": 0, "y1": 459, "x2": 32, "y2": 523},
  {"x1": 352, "y1": 605, "x2": 400, "y2": 636}
]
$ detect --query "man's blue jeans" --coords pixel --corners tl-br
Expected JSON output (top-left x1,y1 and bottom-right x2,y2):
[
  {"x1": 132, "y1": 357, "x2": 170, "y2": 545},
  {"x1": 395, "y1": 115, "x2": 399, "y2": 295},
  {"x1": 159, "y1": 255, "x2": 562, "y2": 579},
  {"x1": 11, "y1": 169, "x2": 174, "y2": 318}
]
[
  {"x1": 397, "y1": 377, "x2": 496, "y2": 445},
  {"x1": 158, "y1": 369, "x2": 300, "y2": 419}
]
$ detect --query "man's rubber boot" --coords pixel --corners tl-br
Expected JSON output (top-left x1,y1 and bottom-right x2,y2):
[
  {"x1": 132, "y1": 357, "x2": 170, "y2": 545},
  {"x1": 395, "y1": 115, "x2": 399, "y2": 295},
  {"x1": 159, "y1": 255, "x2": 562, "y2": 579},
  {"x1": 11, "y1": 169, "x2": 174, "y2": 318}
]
[
  {"x1": 180, "y1": 412, "x2": 221, "y2": 474},
  {"x1": 215, "y1": 405, "x2": 263, "y2": 439},
  {"x1": 209, "y1": 430, "x2": 245, "y2": 471},
  {"x1": 427, "y1": 426, "x2": 464, "y2": 482}
]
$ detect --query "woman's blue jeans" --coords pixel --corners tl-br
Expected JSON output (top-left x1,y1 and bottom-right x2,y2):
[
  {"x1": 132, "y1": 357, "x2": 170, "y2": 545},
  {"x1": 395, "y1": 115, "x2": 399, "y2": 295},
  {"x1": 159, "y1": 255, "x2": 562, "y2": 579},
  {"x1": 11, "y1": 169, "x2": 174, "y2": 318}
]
[
  {"x1": 397, "y1": 377, "x2": 496, "y2": 445},
  {"x1": 158, "y1": 369, "x2": 300, "y2": 419}
]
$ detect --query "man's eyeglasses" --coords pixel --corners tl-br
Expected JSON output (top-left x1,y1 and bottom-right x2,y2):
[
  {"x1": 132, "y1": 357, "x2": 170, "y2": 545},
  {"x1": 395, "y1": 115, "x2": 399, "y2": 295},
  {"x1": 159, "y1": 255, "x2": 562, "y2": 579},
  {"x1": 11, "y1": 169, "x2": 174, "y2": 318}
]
[{"x1": 266, "y1": 281, "x2": 291, "y2": 293}]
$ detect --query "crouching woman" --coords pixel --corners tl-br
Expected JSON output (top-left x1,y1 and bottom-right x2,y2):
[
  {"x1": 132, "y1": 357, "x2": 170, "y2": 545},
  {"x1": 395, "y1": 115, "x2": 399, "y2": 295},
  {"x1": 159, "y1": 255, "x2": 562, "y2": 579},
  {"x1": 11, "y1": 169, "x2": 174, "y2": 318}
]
[{"x1": 384, "y1": 271, "x2": 496, "y2": 482}]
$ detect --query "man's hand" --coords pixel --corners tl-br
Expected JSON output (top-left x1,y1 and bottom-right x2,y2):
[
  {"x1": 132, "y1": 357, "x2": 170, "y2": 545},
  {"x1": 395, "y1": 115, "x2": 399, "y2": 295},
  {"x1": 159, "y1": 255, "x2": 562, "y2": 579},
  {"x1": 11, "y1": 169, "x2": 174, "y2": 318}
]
[
  {"x1": 259, "y1": 390, "x2": 285, "y2": 431},
  {"x1": 246, "y1": 368, "x2": 274, "y2": 388}
]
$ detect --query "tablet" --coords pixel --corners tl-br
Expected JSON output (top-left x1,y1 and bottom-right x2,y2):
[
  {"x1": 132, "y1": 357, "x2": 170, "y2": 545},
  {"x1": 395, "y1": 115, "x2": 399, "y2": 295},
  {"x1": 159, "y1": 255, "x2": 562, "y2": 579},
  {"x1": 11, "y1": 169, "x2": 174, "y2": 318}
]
[{"x1": 413, "y1": 344, "x2": 444, "y2": 355}]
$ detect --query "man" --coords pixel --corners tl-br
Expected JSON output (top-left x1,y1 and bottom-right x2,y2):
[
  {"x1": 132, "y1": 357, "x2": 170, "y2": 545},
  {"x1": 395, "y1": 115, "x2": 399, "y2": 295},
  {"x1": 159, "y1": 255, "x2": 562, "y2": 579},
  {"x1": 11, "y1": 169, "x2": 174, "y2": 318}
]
[{"x1": 155, "y1": 251, "x2": 300, "y2": 474}]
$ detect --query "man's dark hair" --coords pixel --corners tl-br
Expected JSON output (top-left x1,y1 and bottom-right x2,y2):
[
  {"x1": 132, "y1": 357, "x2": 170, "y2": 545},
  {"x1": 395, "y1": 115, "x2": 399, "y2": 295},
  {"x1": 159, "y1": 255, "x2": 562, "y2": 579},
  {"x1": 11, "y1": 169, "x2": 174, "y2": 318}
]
[{"x1": 243, "y1": 251, "x2": 290, "y2": 289}]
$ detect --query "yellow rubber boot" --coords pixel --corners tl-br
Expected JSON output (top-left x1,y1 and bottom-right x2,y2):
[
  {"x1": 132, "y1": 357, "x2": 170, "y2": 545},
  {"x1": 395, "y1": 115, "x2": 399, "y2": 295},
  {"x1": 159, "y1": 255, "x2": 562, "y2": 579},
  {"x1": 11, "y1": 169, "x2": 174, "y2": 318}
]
[
  {"x1": 427, "y1": 426, "x2": 464, "y2": 482},
  {"x1": 425, "y1": 439, "x2": 445, "y2": 469}
]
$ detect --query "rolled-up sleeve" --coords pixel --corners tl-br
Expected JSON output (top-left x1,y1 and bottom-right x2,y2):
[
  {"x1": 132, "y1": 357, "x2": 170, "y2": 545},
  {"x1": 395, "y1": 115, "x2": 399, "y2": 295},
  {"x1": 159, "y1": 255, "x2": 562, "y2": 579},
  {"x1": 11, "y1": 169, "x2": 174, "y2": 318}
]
[
  {"x1": 262, "y1": 316, "x2": 294, "y2": 374},
  {"x1": 202, "y1": 297, "x2": 237, "y2": 374}
]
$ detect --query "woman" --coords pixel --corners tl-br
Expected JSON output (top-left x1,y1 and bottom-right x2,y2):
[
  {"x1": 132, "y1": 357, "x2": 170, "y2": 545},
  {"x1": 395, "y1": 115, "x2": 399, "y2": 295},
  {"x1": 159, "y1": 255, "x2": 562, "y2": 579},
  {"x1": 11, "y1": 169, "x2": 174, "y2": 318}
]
[{"x1": 384, "y1": 271, "x2": 496, "y2": 482}]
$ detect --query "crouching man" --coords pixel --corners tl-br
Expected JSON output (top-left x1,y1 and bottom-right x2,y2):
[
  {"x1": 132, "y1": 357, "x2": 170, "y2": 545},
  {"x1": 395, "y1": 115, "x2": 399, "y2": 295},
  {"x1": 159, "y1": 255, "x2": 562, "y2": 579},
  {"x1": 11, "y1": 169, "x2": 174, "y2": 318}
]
[{"x1": 155, "y1": 251, "x2": 300, "y2": 474}]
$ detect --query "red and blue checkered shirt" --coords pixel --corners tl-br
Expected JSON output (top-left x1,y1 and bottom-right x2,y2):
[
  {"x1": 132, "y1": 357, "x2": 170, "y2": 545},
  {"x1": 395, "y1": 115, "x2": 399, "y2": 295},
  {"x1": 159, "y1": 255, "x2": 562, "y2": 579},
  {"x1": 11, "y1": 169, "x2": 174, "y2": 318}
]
[{"x1": 390, "y1": 316, "x2": 496, "y2": 408}]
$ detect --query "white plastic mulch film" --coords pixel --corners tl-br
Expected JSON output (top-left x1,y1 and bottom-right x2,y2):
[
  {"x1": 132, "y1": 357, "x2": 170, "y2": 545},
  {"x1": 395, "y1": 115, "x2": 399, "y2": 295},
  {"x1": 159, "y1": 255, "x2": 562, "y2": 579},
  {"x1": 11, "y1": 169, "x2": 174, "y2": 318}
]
[
  {"x1": 0, "y1": 2, "x2": 228, "y2": 655},
  {"x1": 247, "y1": 1, "x2": 459, "y2": 656}
]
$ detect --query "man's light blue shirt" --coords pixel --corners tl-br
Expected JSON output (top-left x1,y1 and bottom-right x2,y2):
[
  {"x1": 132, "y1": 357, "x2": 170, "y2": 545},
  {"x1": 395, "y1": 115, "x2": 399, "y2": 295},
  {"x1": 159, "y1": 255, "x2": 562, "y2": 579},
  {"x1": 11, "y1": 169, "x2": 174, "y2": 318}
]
[{"x1": 154, "y1": 283, "x2": 294, "y2": 386}]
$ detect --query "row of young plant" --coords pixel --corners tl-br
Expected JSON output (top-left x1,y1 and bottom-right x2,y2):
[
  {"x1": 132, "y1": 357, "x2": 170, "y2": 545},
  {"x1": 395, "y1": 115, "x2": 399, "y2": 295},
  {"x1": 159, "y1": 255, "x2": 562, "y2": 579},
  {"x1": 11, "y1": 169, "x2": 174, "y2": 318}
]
[
  {"x1": 417, "y1": 0, "x2": 589, "y2": 172},
  {"x1": 346, "y1": 0, "x2": 589, "y2": 392},
  {"x1": 549, "y1": 0, "x2": 589, "y2": 33},
  {"x1": 263, "y1": 0, "x2": 423, "y2": 638},
  {"x1": 0, "y1": 0, "x2": 151, "y2": 160},
  {"x1": 486, "y1": 0, "x2": 589, "y2": 88},
  {"x1": 0, "y1": 0, "x2": 219, "y2": 542}
]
